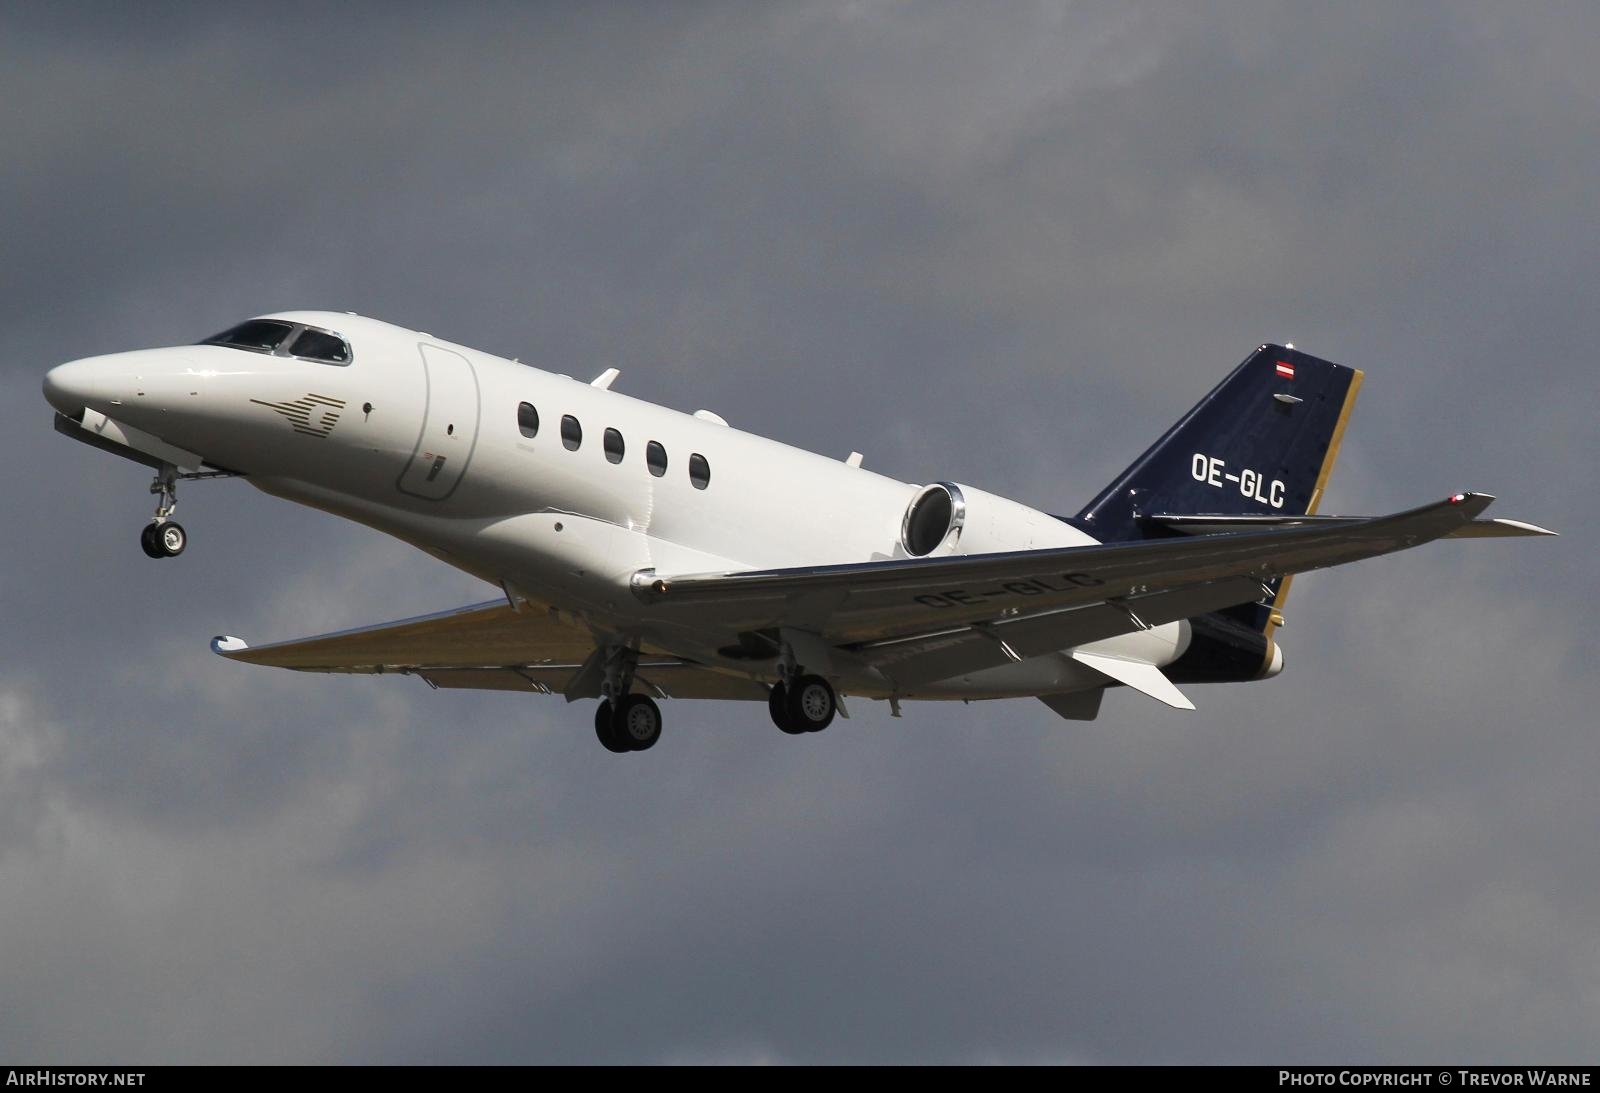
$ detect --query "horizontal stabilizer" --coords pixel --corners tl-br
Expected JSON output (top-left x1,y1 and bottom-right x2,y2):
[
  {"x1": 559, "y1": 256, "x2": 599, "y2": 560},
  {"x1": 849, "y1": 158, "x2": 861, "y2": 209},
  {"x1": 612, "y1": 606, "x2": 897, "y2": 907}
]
[{"x1": 1070, "y1": 651, "x2": 1195, "y2": 710}]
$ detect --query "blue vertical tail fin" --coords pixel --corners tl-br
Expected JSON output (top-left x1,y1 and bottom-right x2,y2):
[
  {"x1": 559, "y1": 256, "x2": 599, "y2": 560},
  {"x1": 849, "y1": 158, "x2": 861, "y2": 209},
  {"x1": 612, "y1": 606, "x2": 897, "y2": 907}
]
[{"x1": 1074, "y1": 344, "x2": 1363, "y2": 636}]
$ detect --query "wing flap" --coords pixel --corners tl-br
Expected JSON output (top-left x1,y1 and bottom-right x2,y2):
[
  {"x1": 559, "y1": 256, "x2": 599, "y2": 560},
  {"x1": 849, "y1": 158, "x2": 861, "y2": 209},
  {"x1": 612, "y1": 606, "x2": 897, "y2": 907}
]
[
  {"x1": 417, "y1": 667, "x2": 564, "y2": 693},
  {"x1": 416, "y1": 663, "x2": 769, "y2": 701},
  {"x1": 857, "y1": 575, "x2": 1270, "y2": 686},
  {"x1": 996, "y1": 575, "x2": 1271, "y2": 658}
]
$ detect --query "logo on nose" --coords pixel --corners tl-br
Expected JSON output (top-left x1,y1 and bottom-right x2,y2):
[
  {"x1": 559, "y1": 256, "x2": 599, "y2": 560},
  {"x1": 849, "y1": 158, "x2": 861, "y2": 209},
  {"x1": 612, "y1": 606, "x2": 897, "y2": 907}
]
[{"x1": 250, "y1": 393, "x2": 347, "y2": 438}]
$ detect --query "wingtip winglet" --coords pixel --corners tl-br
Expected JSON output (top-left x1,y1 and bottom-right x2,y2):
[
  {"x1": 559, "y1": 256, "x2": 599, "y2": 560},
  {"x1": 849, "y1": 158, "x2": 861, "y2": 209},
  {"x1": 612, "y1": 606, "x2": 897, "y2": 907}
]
[
  {"x1": 1442, "y1": 494, "x2": 1556, "y2": 537},
  {"x1": 1446, "y1": 491, "x2": 1495, "y2": 520},
  {"x1": 211, "y1": 635, "x2": 249, "y2": 657},
  {"x1": 1444, "y1": 517, "x2": 1559, "y2": 539}
]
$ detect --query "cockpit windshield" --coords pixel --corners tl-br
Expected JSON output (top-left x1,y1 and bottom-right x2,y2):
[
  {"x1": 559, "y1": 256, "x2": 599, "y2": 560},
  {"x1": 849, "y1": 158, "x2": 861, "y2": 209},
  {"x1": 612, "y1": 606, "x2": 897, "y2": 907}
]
[
  {"x1": 201, "y1": 320, "x2": 295, "y2": 353},
  {"x1": 198, "y1": 319, "x2": 352, "y2": 365}
]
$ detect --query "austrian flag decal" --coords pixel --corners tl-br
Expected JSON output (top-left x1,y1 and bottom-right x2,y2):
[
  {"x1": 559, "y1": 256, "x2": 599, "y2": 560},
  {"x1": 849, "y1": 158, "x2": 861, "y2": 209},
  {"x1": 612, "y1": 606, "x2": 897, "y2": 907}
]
[{"x1": 1275, "y1": 360, "x2": 1296, "y2": 380}]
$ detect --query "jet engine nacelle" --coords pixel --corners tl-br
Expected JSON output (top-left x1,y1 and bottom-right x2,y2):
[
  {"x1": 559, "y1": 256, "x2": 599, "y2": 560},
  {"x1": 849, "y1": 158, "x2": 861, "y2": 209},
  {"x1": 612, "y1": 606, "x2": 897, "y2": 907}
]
[{"x1": 900, "y1": 481, "x2": 1095, "y2": 558}]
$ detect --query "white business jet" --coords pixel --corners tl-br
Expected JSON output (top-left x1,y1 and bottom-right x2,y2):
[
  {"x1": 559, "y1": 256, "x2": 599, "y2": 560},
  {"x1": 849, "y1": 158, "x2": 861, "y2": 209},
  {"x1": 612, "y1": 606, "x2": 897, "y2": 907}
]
[{"x1": 43, "y1": 313, "x2": 1552, "y2": 752}]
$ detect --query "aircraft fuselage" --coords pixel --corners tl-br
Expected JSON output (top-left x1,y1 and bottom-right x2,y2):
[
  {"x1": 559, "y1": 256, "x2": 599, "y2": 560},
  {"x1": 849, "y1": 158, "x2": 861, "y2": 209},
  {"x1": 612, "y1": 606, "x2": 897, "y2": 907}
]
[{"x1": 43, "y1": 311, "x2": 1174, "y2": 701}]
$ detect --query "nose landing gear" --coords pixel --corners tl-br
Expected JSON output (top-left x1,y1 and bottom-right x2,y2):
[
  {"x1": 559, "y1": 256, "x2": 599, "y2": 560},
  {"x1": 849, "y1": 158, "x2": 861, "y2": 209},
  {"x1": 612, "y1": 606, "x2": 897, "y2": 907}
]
[
  {"x1": 140, "y1": 464, "x2": 186, "y2": 559},
  {"x1": 131, "y1": 463, "x2": 238, "y2": 559}
]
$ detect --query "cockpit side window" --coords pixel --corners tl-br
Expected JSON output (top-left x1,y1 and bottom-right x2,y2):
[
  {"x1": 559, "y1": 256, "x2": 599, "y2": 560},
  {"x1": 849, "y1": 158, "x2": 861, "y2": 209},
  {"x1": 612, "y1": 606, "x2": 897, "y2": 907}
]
[
  {"x1": 289, "y1": 328, "x2": 351, "y2": 364},
  {"x1": 200, "y1": 320, "x2": 295, "y2": 353}
]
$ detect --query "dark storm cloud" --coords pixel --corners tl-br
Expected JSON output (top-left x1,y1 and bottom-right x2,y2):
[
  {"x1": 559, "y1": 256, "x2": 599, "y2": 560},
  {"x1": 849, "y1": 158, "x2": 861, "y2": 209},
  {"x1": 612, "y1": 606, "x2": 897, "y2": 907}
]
[{"x1": 1, "y1": 1, "x2": 1594, "y2": 1063}]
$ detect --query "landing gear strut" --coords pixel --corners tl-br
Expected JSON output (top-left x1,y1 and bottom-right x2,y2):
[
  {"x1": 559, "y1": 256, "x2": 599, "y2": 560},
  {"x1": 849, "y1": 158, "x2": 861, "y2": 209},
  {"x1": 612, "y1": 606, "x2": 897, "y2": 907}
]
[
  {"x1": 140, "y1": 463, "x2": 186, "y2": 559},
  {"x1": 591, "y1": 645, "x2": 663, "y2": 753}
]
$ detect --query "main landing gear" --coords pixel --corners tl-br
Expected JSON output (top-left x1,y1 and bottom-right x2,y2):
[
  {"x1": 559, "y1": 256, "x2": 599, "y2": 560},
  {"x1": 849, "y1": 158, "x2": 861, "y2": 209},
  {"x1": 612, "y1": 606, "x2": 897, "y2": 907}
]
[
  {"x1": 769, "y1": 674, "x2": 838, "y2": 735},
  {"x1": 591, "y1": 646, "x2": 662, "y2": 753},
  {"x1": 594, "y1": 694, "x2": 663, "y2": 753},
  {"x1": 140, "y1": 464, "x2": 186, "y2": 559},
  {"x1": 585, "y1": 643, "x2": 840, "y2": 752}
]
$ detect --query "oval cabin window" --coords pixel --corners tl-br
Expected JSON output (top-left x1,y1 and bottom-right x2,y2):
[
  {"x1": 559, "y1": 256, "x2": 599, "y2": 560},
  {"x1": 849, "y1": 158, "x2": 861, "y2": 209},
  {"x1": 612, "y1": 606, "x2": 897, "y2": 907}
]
[{"x1": 646, "y1": 441, "x2": 668, "y2": 477}]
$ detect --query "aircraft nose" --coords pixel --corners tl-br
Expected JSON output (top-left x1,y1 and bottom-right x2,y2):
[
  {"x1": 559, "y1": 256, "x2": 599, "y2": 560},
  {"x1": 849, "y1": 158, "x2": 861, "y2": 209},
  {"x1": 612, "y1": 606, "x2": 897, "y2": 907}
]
[
  {"x1": 43, "y1": 358, "x2": 98, "y2": 419},
  {"x1": 42, "y1": 355, "x2": 147, "y2": 419},
  {"x1": 45, "y1": 349, "x2": 207, "y2": 427}
]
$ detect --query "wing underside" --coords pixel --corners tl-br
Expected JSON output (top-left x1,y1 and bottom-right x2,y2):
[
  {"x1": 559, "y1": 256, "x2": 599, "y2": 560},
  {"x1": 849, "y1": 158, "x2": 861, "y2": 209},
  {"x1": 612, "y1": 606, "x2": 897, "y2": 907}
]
[
  {"x1": 214, "y1": 493, "x2": 1547, "y2": 704},
  {"x1": 211, "y1": 600, "x2": 768, "y2": 700}
]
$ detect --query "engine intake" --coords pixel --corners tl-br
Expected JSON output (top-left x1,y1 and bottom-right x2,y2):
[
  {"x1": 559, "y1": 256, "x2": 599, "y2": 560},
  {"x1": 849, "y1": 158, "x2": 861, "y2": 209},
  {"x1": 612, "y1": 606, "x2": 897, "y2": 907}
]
[{"x1": 902, "y1": 482, "x2": 966, "y2": 556}]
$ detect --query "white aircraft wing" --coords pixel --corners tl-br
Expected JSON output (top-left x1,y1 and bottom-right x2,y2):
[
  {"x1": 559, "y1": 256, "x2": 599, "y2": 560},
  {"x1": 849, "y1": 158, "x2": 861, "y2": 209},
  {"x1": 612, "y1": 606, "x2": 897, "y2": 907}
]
[
  {"x1": 210, "y1": 600, "x2": 768, "y2": 701},
  {"x1": 632, "y1": 492, "x2": 1519, "y2": 648},
  {"x1": 214, "y1": 493, "x2": 1536, "y2": 700}
]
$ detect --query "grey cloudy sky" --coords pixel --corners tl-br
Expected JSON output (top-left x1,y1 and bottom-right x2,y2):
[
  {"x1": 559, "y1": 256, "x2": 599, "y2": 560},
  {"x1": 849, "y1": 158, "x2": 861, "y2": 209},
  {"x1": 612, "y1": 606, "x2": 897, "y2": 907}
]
[{"x1": 1, "y1": 1, "x2": 1594, "y2": 1063}]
